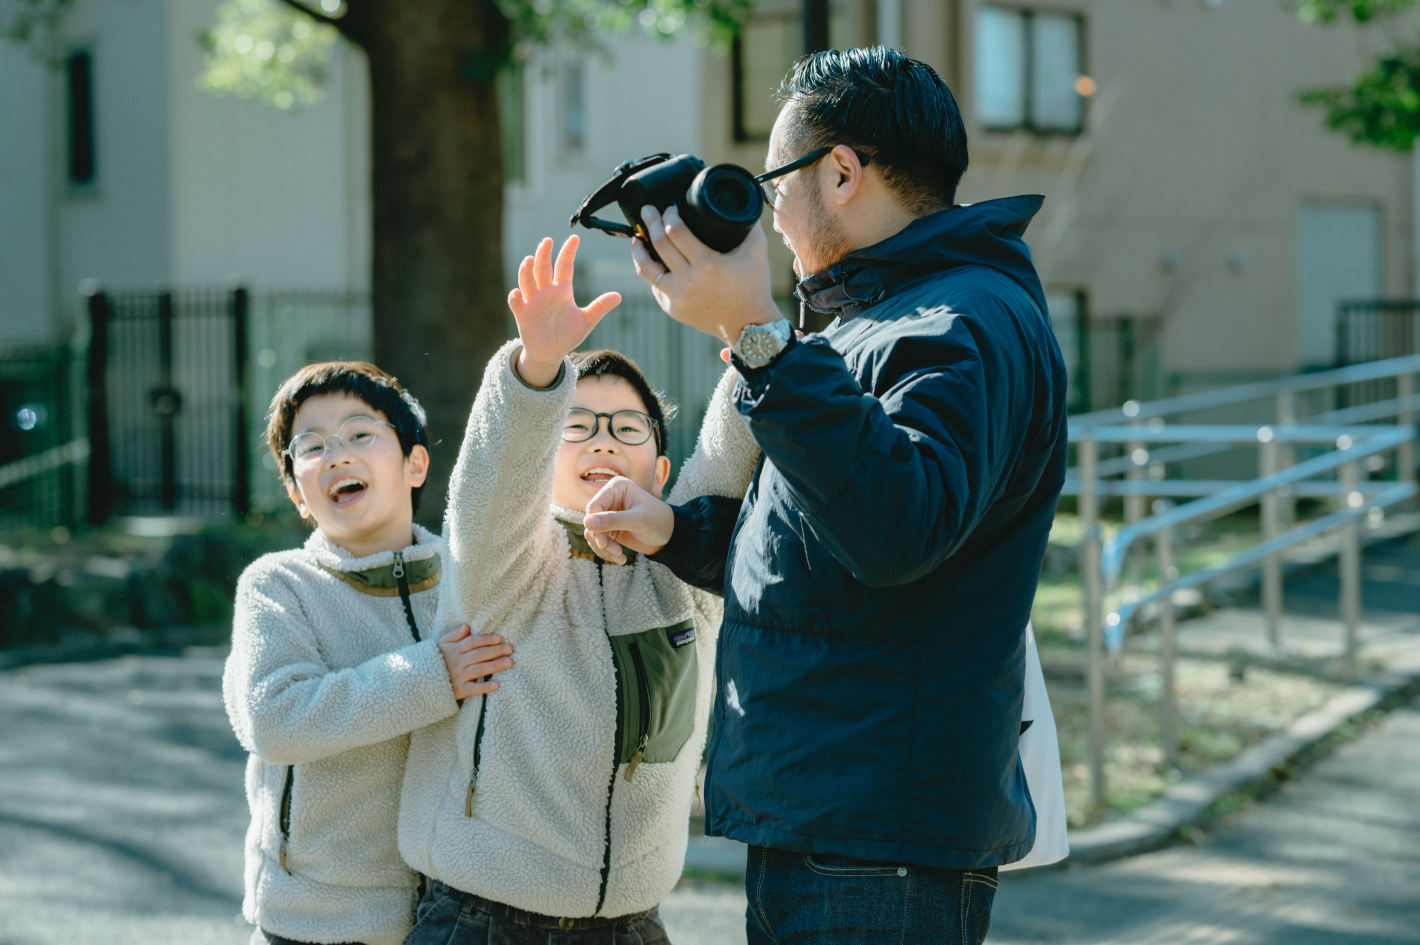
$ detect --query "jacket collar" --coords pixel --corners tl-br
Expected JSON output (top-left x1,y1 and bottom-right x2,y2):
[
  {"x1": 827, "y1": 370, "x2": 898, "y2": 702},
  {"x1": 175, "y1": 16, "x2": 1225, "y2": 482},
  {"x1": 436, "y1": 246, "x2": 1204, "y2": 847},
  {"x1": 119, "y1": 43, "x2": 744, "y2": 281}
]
[
  {"x1": 795, "y1": 195, "x2": 1047, "y2": 321},
  {"x1": 552, "y1": 507, "x2": 635, "y2": 564},
  {"x1": 305, "y1": 523, "x2": 442, "y2": 591}
]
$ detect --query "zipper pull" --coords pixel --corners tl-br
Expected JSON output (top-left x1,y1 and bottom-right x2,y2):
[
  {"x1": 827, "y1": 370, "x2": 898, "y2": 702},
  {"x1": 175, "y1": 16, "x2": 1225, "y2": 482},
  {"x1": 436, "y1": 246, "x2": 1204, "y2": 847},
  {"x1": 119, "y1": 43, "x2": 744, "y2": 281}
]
[
  {"x1": 465, "y1": 768, "x2": 479, "y2": 817},
  {"x1": 624, "y1": 733, "x2": 648, "y2": 782},
  {"x1": 392, "y1": 550, "x2": 405, "y2": 580},
  {"x1": 279, "y1": 838, "x2": 291, "y2": 875}
]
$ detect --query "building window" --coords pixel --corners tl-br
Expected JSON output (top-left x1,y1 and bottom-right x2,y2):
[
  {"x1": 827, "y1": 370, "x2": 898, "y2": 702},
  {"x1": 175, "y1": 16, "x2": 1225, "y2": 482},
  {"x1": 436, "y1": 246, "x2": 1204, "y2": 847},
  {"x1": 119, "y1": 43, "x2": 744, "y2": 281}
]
[
  {"x1": 66, "y1": 48, "x2": 96, "y2": 185},
  {"x1": 731, "y1": 5, "x2": 846, "y2": 144},
  {"x1": 1046, "y1": 288, "x2": 1087, "y2": 412},
  {"x1": 975, "y1": 5, "x2": 1086, "y2": 134},
  {"x1": 732, "y1": 15, "x2": 799, "y2": 143},
  {"x1": 497, "y1": 56, "x2": 526, "y2": 184},
  {"x1": 560, "y1": 56, "x2": 587, "y2": 154}
]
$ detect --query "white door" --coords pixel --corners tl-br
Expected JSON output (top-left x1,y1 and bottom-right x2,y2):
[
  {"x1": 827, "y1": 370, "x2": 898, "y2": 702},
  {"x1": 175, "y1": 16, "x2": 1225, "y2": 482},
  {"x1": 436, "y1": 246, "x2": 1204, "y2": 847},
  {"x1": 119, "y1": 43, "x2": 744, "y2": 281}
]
[{"x1": 1295, "y1": 202, "x2": 1382, "y2": 368}]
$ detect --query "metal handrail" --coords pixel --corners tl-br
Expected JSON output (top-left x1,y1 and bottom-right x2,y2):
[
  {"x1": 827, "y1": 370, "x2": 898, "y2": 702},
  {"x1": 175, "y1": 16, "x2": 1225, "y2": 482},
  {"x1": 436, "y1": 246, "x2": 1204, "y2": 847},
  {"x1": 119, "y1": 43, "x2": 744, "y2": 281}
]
[
  {"x1": 1098, "y1": 425, "x2": 1413, "y2": 583},
  {"x1": 1067, "y1": 356, "x2": 1419, "y2": 815},
  {"x1": 1071, "y1": 353, "x2": 1420, "y2": 428},
  {"x1": 1107, "y1": 481, "x2": 1417, "y2": 641},
  {"x1": 0, "y1": 439, "x2": 89, "y2": 491}
]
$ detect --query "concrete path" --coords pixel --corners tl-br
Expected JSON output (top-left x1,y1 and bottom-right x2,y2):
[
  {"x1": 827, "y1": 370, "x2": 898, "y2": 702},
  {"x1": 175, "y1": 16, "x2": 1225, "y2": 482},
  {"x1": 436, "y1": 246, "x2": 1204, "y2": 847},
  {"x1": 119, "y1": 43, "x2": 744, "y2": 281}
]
[{"x1": 1, "y1": 529, "x2": 1418, "y2": 944}]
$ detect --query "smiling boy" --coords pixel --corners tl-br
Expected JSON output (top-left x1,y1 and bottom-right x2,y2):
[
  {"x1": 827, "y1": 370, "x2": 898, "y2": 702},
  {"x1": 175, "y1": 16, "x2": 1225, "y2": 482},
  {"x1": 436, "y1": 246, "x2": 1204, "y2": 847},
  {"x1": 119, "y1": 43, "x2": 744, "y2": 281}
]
[
  {"x1": 396, "y1": 236, "x2": 759, "y2": 943},
  {"x1": 223, "y1": 362, "x2": 515, "y2": 945}
]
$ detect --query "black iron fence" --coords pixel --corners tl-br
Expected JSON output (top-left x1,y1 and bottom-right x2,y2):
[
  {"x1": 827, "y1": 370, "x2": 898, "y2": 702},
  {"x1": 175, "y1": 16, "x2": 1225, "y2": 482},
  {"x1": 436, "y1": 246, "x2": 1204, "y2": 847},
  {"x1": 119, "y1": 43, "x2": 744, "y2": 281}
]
[
  {"x1": 4, "y1": 285, "x2": 1163, "y2": 530},
  {"x1": 1053, "y1": 312, "x2": 1162, "y2": 414},
  {"x1": 84, "y1": 285, "x2": 370, "y2": 524},
  {"x1": 1336, "y1": 300, "x2": 1420, "y2": 413},
  {"x1": 1338, "y1": 300, "x2": 1420, "y2": 366},
  {"x1": 0, "y1": 344, "x2": 86, "y2": 531}
]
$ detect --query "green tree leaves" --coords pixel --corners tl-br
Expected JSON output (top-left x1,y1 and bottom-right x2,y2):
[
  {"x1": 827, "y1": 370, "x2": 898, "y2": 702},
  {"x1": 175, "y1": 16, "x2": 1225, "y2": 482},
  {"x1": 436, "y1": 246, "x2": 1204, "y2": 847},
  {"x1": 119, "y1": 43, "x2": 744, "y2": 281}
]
[{"x1": 1292, "y1": 0, "x2": 1420, "y2": 151}]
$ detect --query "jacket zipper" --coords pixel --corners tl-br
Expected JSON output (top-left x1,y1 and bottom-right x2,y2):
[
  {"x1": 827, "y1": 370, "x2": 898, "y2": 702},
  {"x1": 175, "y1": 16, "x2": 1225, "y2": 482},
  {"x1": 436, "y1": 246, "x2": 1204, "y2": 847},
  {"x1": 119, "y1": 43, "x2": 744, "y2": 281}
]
[
  {"x1": 392, "y1": 551, "x2": 421, "y2": 641},
  {"x1": 623, "y1": 642, "x2": 651, "y2": 782},
  {"x1": 594, "y1": 560, "x2": 620, "y2": 916},
  {"x1": 278, "y1": 550, "x2": 424, "y2": 874},
  {"x1": 465, "y1": 697, "x2": 489, "y2": 817},
  {"x1": 278, "y1": 766, "x2": 295, "y2": 874}
]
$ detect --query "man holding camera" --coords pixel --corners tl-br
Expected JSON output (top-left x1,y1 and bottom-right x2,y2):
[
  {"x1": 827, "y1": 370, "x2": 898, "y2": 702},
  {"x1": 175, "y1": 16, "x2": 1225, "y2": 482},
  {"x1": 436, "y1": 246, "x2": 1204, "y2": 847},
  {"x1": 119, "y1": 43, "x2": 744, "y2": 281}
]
[{"x1": 584, "y1": 46, "x2": 1067, "y2": 944}]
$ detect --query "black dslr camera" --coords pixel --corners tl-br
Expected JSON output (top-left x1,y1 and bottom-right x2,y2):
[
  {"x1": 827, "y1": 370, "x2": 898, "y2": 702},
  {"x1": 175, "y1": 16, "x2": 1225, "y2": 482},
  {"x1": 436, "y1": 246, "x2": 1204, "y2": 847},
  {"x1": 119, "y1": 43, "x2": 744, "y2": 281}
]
[{"x1": 570, "y1": 153, "x2": 764, "y2": 261}]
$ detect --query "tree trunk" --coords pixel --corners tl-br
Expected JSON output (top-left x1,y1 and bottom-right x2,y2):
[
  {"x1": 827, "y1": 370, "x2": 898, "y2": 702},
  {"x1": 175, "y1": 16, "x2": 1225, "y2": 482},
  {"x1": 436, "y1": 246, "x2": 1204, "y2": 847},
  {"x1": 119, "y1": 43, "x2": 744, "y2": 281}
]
[{"x1": 357, "y1": 1, "x2": 511, "y2": 526}]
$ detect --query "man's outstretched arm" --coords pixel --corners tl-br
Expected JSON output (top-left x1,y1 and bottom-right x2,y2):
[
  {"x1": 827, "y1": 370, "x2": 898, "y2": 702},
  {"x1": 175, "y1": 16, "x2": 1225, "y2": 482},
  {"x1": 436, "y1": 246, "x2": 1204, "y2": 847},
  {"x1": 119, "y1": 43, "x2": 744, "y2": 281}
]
[{"x1": 584, "y1": 480, "x2": 740, "y2": 595}]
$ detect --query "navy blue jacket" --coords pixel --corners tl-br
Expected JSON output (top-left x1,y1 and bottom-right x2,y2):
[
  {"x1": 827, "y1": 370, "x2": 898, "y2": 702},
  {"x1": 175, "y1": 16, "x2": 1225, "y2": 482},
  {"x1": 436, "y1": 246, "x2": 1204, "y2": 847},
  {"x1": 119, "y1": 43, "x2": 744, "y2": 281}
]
[{"x1": 654, "y1": 196, "x2": 1068, "y2": 869}]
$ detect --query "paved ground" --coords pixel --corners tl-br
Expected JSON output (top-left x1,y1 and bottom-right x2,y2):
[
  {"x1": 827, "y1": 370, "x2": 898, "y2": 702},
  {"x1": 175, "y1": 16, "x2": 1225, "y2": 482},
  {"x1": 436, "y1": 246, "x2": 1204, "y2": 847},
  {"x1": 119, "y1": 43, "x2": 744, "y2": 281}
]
[{"x1": 1, "y1": 529, "x2": 1418, "y2": 945}]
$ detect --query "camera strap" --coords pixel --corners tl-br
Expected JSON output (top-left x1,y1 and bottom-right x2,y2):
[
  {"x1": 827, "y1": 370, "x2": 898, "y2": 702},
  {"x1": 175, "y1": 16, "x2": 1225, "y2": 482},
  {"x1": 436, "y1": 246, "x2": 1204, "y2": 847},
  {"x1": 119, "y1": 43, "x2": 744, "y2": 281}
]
[{"x1": 569, "y1": 153, "x2": 672, "y2": 238}]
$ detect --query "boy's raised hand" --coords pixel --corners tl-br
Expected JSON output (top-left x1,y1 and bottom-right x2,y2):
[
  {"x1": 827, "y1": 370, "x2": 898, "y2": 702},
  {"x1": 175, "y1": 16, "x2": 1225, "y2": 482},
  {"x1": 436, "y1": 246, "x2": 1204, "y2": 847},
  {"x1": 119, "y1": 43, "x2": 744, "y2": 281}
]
[
  {"x1": 438, "y1": 624, "x2": 514, "y2": 701},
  {"x1": 508, "y1": 235, "x2": 621, "y2": 388}
]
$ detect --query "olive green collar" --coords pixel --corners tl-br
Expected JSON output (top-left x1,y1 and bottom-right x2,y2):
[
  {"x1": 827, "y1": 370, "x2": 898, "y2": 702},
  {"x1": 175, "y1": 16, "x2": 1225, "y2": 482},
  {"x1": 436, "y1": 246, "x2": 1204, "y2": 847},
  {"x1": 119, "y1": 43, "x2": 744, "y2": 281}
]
[
  {"x1": 558, "y1": 517, "x2": 633, "y2": 564},
  {"x1": 319, "y1": 554, "x2": 441, "y2": 597}
]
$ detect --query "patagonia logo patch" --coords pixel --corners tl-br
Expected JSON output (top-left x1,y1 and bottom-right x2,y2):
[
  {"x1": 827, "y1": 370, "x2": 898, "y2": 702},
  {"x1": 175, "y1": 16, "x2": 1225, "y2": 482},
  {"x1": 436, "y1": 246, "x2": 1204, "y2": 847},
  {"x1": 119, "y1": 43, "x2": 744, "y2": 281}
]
[{"x1": 666, "y1": 623, "x2": 696, "y2": 648}]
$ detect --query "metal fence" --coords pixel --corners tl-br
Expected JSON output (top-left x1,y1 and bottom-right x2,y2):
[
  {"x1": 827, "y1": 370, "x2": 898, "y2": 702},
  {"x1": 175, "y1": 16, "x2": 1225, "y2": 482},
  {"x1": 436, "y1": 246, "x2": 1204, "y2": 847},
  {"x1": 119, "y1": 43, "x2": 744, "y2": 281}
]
[
  {"x1": 82, "y1": 285, "x2": 372, "y2": 521},
  {"x1": 0, "y1": 344, "x2": 86, "y2": 531},
  {"x1": 1066, "y1": 354, "x2": 1420, "y2": 811},
  {"x1": 1338, "y1": 299, "x2": 1420, "y2": 366}
]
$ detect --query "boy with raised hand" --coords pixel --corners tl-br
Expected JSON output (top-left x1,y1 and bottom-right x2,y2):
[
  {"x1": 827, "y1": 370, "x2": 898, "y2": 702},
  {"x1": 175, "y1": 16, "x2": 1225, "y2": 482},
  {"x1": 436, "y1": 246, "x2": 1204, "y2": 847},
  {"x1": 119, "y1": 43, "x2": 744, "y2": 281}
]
[
  {"x1": 224, "y1": 361, "x2": 515, "y2": 945},
  {"x1": 398, "y1": 234, "x2": 758, "y2": 943}
]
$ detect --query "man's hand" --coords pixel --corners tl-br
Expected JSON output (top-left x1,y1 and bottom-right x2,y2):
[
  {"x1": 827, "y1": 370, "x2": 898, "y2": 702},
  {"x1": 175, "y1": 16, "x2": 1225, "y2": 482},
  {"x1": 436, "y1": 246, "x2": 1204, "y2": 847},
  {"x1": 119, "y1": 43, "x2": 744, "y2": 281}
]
[
  {"x1": 632, "y1": 205, "x2": 783, "y2": 347},
  {"x1": 583, "y1": 476, "x2": 676, "y2": 565},
  {"x1": 438, "y1": 625, "x2": 514, "y2": 701},
  {"x1": 508, "y1": 234, "x2": 621, "y2": 387}
]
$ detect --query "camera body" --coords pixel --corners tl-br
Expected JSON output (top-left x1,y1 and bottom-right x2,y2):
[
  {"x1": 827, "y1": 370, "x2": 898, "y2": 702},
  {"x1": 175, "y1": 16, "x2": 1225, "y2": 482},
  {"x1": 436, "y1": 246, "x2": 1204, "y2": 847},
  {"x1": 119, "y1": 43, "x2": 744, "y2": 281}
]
[{"x1": 572, "y1": 153, "x2": 764, "y2": 259}]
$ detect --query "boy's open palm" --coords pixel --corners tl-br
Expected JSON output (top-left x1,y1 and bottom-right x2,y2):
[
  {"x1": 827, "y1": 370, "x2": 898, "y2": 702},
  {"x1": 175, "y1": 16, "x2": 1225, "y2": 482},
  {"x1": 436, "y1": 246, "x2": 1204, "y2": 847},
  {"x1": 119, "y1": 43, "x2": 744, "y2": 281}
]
[{"x1": 508, "y1": 235, "x2": 620, "y2": 382}]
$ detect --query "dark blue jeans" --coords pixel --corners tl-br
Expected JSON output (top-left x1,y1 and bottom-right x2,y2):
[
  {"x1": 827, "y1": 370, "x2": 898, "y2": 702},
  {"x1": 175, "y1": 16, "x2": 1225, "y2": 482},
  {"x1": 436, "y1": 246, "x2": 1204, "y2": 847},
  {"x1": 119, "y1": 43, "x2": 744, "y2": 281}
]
[
  {"x1": 744, "y1": 846, "x2": 999, "y2": 945},
  {"x1": 401, "y1": 878, "x2": 671, "y2": 945}
]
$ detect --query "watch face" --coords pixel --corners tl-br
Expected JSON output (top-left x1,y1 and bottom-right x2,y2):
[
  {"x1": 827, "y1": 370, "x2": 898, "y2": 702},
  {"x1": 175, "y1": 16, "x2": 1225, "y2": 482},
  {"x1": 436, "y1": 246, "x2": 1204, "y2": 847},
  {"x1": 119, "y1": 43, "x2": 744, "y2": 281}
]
[{"x1": 736, "y1": 320, "x2": 790, "y2": 368}]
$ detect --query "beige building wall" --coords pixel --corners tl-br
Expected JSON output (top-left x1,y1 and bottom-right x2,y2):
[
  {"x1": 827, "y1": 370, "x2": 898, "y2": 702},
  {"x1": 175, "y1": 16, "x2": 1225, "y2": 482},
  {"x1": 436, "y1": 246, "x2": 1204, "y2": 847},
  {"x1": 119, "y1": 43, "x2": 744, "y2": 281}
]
[{"x1": 699, "y1": 0, "x2": 1414, "y2": 398}]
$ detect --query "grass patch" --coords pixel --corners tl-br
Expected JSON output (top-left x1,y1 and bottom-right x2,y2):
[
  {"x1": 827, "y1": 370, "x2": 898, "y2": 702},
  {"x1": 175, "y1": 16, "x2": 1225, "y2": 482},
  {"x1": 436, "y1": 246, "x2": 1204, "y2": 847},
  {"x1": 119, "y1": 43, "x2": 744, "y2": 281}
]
[{"x1": 1048, "y1": 657, "x2": 1342, "y2": 826}]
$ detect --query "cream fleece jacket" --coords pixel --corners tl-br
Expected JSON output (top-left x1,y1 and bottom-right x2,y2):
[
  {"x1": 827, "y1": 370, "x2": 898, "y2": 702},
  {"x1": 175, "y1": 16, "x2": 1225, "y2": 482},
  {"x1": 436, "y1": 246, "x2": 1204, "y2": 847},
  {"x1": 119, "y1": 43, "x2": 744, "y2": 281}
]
[
  {"x1": 224, "y1": 524, "x2": 459, "y2": 945},
  {"x1": 399, "y1": 341, "x2": 759, "y2": 919}
]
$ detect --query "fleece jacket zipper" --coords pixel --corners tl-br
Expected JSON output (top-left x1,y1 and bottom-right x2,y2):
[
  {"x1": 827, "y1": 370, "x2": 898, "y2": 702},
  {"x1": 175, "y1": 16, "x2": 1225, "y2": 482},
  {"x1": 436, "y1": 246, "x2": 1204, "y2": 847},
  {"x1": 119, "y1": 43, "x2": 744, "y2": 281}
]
[
  {"x1": 624, "y1": 642, "x2": 651, "y2": 782},
  {"x1": 594, "y1": 559, "x2": 621, "y2": 916},
  {"x1": 278, "y1": 767, "x2": 295, "y2": 874},
  {"x1": 281, "y1": 548, "x2": 427, "y2": 878}
]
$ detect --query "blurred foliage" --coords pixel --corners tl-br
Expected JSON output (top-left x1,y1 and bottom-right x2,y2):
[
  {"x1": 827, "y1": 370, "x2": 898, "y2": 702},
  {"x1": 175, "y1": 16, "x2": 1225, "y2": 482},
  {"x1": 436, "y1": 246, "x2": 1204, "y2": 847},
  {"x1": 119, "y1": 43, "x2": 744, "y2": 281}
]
[
  {"x1": 198, "y1": 0, "x2": 340, "y2": 110},
  {"x1": 1290, "y1": 0, "x2": 1420, "y2": 151},
  {"x1": 198, "y1": 0, "x2": 751, "y2": 110},
  {"x1": 1292, "y1": 0, "x2": 1416, "y2": 23}
]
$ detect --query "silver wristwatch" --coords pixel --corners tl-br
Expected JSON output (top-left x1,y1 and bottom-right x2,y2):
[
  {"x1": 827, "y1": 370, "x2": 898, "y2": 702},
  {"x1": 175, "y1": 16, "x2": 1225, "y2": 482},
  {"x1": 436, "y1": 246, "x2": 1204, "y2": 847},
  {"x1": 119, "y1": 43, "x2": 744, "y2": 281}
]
[{"x1": 732, "y1": 319, "x2": 793, "y2": 369}]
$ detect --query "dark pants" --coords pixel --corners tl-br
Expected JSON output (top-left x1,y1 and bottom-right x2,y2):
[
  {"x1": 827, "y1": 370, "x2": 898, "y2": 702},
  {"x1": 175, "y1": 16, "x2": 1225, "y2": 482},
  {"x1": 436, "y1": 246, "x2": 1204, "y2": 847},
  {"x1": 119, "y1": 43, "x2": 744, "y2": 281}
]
[
  {"x1": 402, "y1": 878, "x2": 672, "y2": 945},
  {"x1": 257, "y1": 932, "x2": 362, "y2": 945},
  {"x1": 744, "y1": 845, "x2": 999, "y2": 945}
]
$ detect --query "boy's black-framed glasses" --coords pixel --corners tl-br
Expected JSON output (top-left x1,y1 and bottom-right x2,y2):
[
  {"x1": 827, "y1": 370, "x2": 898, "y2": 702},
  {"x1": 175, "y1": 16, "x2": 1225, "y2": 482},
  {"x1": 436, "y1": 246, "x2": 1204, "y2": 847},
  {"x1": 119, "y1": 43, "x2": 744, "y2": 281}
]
[
  {"x1": 754, "y1": 145, "x2": 871, "y2": 207},
  {"x1": 562, "y1": 407, "x2": 661, "y2": 451},
  {"x1": 285, "y1": 415, "x2": 397, "y2": 468}
]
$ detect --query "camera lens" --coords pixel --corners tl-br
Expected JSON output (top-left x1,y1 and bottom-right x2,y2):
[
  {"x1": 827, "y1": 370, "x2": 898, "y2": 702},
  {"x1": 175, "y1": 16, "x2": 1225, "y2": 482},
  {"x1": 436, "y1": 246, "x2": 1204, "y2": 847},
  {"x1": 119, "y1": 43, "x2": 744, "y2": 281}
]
[
  {"x1": 684, "y1": 164, "x2": 764, "y2": 252},
  {"x1": 701, "y1": 167, "x2": 759, "y2": 218}
]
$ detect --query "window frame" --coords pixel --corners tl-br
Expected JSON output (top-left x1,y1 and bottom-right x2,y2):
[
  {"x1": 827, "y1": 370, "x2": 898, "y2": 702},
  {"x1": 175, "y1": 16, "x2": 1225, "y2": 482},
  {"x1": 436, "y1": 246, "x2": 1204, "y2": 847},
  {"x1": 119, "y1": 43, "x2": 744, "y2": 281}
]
[
  {"x1": 65, "y1": 46, "x2": 98, "y2": 189},
  {"x1": 975, "y1": 4, "x2": 1088, "y2": 137}
]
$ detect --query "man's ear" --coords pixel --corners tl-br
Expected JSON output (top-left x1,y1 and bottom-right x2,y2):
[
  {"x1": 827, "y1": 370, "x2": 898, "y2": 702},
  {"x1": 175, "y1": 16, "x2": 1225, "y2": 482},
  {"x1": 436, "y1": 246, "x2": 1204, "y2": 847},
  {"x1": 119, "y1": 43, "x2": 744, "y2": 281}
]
[
  {"x1": 406, "y1": 444, "x2": 430, "y2": 488},
  {"x1": 285, "y1": 480, "x2": 310, "y2": 520},
  {"x1": 650, "y1": 454, "x2": 672, "y2": 499},
  {"x1": 828, "y1": 144, "x2": 865, "y2": 206}
]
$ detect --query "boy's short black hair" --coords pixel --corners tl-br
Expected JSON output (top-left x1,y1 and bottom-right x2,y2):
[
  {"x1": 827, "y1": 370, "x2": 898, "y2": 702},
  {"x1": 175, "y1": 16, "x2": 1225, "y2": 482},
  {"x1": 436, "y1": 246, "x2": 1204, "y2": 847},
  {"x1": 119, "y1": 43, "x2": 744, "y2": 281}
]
[
  {"x1": 264, "y1": 361, "x2": 430, "y2": 514},
  {"x1": 775, "y1": 46, "x2": 969, "y2": 215},
  {"x1": 569, "y1": 349, "x2": 675, "y2": 457}
]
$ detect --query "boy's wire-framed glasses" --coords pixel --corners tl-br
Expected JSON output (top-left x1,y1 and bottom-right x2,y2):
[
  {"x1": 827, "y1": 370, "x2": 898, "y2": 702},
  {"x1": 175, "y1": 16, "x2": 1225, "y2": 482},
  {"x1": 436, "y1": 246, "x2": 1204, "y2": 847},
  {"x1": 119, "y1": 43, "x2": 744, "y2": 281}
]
[
  {"x1": 754, "y1": 145, "x2": 871, "y2": 207},
  {"x1": 562, "y1": 408, "x2": 661, "y2": 450},
  {"x1": 286, "y1": 416, "x2": 397, "y2": 468}
]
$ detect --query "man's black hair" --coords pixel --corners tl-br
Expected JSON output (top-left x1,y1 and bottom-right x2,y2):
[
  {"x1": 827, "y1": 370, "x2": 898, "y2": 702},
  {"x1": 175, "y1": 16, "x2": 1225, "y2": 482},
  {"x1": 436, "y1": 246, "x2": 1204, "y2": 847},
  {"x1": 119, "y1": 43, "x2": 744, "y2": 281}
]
[
  {"x1": 775, "y1": 46, "x2": 968, "y2": 215},
  {"x1": 569, "y1": 349, "x2": 675, "y2": 457},
  {"x1": 265, "y1": 361, "x2": 431, "y2": 515}
]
